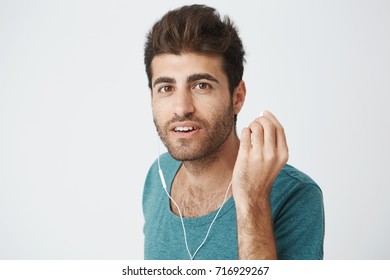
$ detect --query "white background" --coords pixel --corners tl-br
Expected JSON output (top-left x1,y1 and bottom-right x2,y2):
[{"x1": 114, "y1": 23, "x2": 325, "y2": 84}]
[{"x1": 0, "y1": 0, "x2": 389, "y2": 259}]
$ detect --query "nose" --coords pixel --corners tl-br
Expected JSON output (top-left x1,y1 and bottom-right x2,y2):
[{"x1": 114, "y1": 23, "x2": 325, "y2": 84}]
[{"x1": 173, "y1": 89, "x2": 195, "y2": 118}]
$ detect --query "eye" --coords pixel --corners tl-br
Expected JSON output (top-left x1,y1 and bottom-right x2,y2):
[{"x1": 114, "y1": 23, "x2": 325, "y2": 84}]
[
  {"x1": 158, "y1": 85, "x2": 173, "y2": 93},
  {"x1": 193, "y1": 83, "x2": 211, "y2": 91}
]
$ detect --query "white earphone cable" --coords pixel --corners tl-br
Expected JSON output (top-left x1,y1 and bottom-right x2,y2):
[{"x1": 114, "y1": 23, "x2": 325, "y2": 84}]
[
  {"x1": 191, "y1": 180, "x2": 232, "y2": 259},
  {"x1": 157, "y1": 138, "x2": 232, "y2": 260},
  {"x1": 157, "y1": 139, "x2": 193, "y2": 259}
]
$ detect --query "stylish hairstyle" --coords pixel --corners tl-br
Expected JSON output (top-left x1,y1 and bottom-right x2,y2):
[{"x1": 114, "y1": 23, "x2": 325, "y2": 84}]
[{"x1": 144, "y1": 4, "x2": 245, "y2": 94}]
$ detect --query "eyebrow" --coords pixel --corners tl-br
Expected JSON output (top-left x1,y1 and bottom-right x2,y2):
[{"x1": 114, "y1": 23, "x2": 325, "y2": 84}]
[
  {"x1": 153, "y1": 77, "x2": 176, "y2": 88},
  {"x1": 187, "y1": 73, "x2": 219, "y2": 84},
  {"x1": 152, "y1": 73, "x2": 220, "y2": 88}
]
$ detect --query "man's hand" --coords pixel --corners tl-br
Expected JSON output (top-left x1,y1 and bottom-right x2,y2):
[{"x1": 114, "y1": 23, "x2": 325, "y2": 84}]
[{"x1": 232, "y1": 110, "x2": 289, "y2": 259}]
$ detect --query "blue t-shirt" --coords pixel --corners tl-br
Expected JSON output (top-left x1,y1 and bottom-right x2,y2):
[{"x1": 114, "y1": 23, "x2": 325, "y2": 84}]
[{"x1": 143, "y1": 153, "x2": 324, "y2": 260}]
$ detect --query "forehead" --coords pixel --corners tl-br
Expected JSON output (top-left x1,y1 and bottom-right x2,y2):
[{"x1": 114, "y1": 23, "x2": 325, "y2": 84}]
[{"x1": 151, "y1": 53, "x2": 227, "y2": 82}]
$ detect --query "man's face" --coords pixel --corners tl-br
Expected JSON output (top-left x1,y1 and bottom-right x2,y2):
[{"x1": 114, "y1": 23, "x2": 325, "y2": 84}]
[{"x1": 151, "y1": 53, "x2": 236, "y2": 162}]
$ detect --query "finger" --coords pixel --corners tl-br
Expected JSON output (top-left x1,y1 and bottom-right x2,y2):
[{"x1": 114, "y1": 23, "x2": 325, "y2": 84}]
[
  {"x1": 262, "y1": 110, "x2": 282, "y2": 129},
  {"x1": 238, "y1": 127, "x2": 252, "y2": 155},
  {"x1": 262, "y1": 110, "x2": 287, "y2": 150},
  {"x1": 254, "y1": 116, "x2": 276, "y2": 148},
  {"x1": 253, "y1": 112, "x2": 276, "y2": 148},
  {"x1": 248, "y1": 121, "x2": 264, "y2": 148}
]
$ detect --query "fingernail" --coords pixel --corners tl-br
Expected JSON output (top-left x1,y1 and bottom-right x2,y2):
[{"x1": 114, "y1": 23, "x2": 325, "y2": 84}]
[{"x1": 260, "y1": 111, "x2": 264, "y2": 117}]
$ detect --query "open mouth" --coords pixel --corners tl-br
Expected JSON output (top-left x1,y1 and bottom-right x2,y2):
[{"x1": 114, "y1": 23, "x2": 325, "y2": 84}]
[{"x1": 174, "y1": 126, "x2": 198, "y2": 133}]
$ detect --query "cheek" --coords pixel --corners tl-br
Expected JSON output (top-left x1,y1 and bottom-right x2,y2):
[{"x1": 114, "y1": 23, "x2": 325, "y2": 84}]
[
  {"x1": 194, "y1": 95, "x2": 222, "y2": 111},
  {"x1": 152, "y1": 103, "x2": 168, "y2": 124},
  {"x1": 203, "y1": 96, "x2": 231, "y2": 113},
  {"x1": 151, "y1": 99, "x2": 162, "y2": 114}
]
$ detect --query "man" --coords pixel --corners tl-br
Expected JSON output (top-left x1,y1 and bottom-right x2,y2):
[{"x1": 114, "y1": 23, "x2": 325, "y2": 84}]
[{"x1": 143, "y1": 5, "x2": 324, "y2": 260}]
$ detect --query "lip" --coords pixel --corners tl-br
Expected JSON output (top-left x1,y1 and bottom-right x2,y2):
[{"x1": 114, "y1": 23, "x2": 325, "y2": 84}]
[{"x1": 169, "y1": 122, "x2": 201, "y2": 138}]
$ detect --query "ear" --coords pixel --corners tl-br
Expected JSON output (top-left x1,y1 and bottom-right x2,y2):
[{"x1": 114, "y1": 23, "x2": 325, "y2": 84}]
[{"x1": 233, "y1": 80, "x2": 246, "y2": 115}]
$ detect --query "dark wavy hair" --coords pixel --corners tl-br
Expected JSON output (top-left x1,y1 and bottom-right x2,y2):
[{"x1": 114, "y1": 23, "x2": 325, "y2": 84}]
[{"x1": 144, "y1": 4, "x2": 245, "y2": 94}]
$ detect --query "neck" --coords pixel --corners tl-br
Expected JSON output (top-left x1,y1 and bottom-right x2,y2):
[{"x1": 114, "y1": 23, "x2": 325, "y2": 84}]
[{"x1": 179, "y1": 132, "x2": 240, "y2": 192}]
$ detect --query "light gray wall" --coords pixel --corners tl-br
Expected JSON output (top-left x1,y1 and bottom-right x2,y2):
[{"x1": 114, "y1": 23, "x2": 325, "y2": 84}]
[{"x1": 1, "y1": 0, "x2": 389, "y2": 259}]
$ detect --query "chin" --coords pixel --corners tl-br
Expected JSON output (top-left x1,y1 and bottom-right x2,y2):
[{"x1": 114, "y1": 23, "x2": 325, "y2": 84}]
[
  {"x1": 167, "y1": 146, "x2": 219, "y2": 163},
  {"x1": 168, "y1": 150, "x2": 199, "y2": 162}
]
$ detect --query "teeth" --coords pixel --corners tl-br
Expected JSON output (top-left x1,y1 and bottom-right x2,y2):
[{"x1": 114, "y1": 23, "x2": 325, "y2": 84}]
[{"x1": 175, "y1": 126, "x2": 196, "y2": 132}]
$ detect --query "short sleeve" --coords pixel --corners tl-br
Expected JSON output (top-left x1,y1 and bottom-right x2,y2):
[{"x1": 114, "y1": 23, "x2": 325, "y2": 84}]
[{"x1": 273, "y1": 182, "x2": 325, "y2": 260}]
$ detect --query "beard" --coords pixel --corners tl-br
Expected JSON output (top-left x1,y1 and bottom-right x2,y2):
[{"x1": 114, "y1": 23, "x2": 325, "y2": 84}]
[{"x1": 153, "y1": 101, "x2": 235, "y2": 162}]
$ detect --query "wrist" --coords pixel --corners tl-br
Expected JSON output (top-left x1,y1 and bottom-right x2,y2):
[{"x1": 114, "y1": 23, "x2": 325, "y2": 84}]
[{"x1": 235, "y1": 196, "x2": 271, "y2": 216}]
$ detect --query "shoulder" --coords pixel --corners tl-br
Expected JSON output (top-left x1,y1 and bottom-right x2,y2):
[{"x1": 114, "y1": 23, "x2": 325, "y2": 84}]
[
  {"x1": 273, "y1": 164, "x2": 322, "y2": 197},
  {"x1": 271, "y1": 164, "x2": 324, "y2": 217},
  {"x1": 145, "y1": 152, "x2": 181, "y2": 182},
  {"x1": 272, "y1": 164, "x2": 325, "y2": 259},
  {"x1": 277, "y1": 164, "x2": 319, "y2": 188},
  {"x1": 143, "y1": 153, "x2": 181, "y2": 209}
]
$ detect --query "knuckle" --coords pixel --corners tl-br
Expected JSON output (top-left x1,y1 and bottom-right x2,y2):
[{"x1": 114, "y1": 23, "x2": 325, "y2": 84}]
[
  {"x1": 251, "y1": 152, "x2": 263, "y2": 162},
  {"x1": 279, "y1": 149, "x2": 289, "y2": 163},
  {"x1": 264, "y1": 149, "x2": 277, "y2": 162},
  {"x1": 259, "y1": 118, "x2": 273, "y2": 129},
  {"x1": 249, "y1": 121, "x2": 262, "y2": 131}
]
